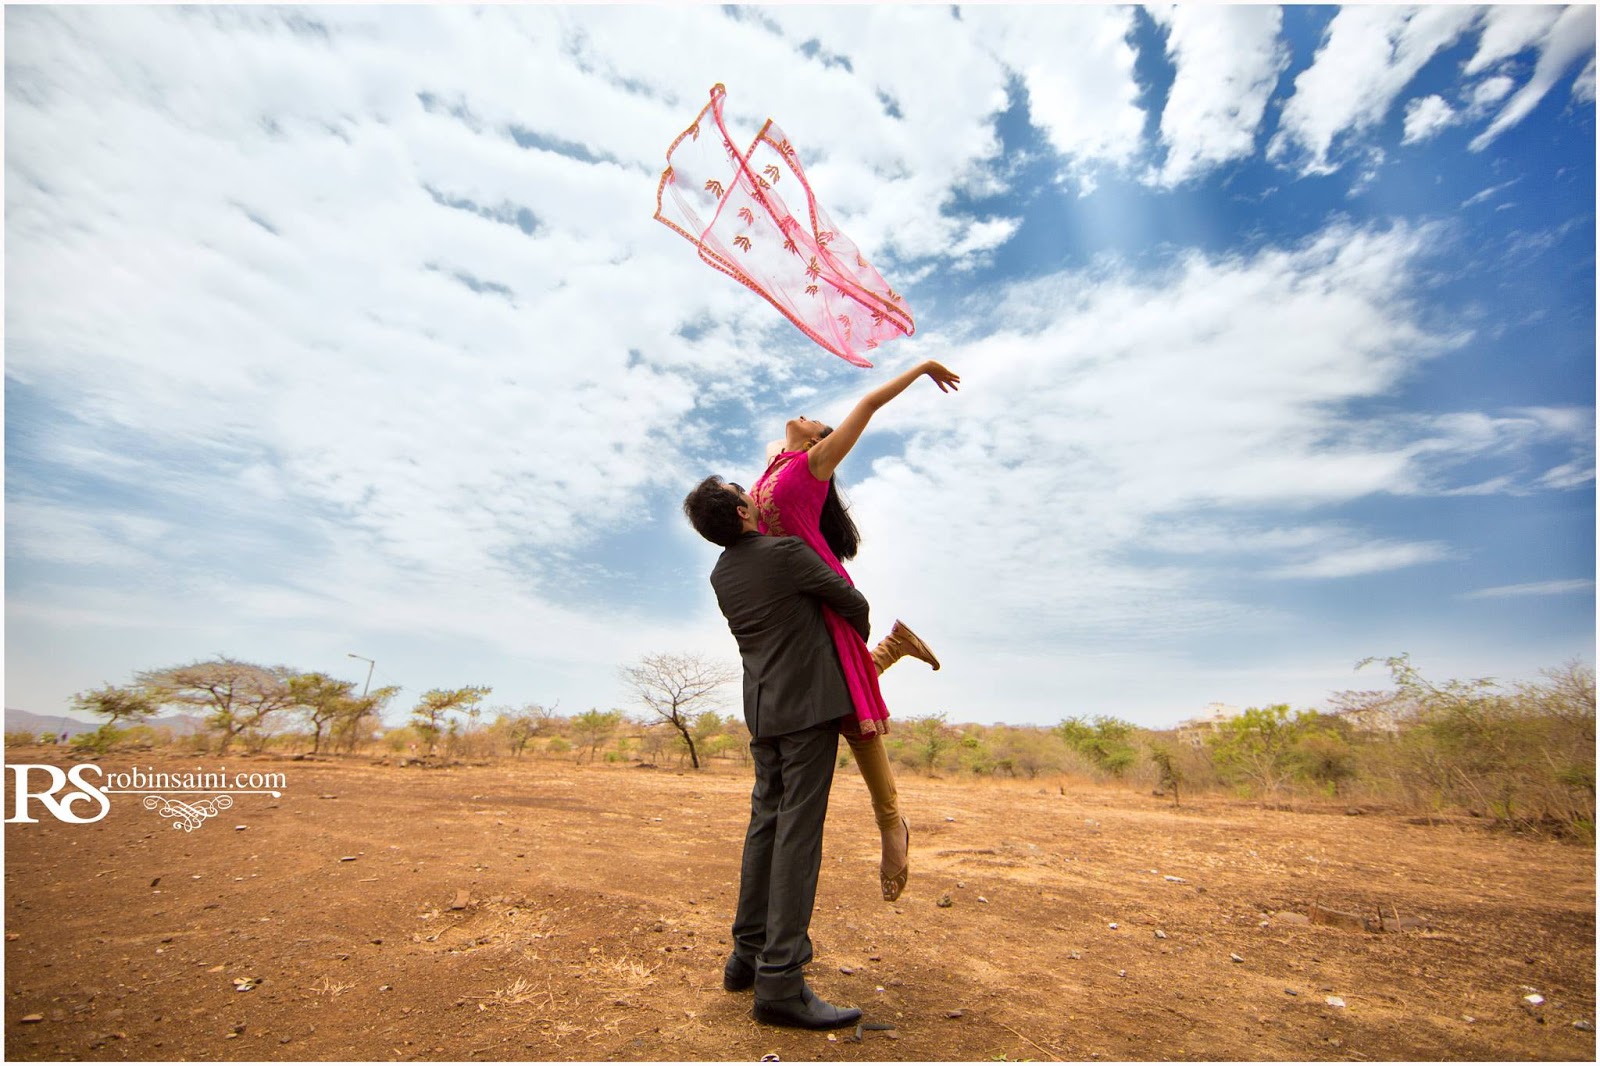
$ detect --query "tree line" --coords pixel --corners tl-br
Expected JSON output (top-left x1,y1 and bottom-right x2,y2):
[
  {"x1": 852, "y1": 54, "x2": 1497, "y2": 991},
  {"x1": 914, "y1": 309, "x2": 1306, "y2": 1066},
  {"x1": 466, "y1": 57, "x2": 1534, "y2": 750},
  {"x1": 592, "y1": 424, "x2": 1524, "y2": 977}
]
[
  {"x1": 875, "y1": 656, "x2": 1594, "y2": 840},
  {"x1": 22, "y1": 653, "x2": 1593, "y2": 840},
  {"x1": 27, "y1": 652, "x2": 745, "y2": 768}
]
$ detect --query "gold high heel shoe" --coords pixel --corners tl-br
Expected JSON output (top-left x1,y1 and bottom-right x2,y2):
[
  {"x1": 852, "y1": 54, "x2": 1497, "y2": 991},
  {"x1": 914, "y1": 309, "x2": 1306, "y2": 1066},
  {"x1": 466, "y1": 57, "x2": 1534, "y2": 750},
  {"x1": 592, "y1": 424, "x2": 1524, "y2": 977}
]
[{"x1": 880, "y1": 816, "x2": 909, "y2": 902}]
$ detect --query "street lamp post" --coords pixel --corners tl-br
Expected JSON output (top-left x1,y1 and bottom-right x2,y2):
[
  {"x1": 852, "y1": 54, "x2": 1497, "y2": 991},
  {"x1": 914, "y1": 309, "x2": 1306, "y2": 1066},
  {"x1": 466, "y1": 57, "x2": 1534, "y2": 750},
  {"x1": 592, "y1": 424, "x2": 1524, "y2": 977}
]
[{"x1": 346, "y1": 653, "x2": 375, "y2": 698}]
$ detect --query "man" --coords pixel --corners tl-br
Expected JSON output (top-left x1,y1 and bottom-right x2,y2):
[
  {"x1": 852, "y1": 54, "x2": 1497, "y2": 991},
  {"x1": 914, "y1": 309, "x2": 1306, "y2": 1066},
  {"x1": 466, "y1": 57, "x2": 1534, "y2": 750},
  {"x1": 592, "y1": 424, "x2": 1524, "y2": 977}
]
[{"x1": 682, "y1": 475, "x2": 866, "y2": 1031}]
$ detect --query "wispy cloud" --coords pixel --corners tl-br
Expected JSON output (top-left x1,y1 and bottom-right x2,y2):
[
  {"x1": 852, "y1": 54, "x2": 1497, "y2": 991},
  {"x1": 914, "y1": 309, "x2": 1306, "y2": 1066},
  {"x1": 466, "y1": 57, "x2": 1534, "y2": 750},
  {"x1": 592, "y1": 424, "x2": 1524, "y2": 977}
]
[
  {"x1": 1469, "y1": 75, "x2": 1518, "y2": 110},
  {"x1": 1271, "y1": 6, "x2": 1481, "y2": 174},
  {"x1": 1265, "y1": 539, "x2": 1459, "y2": 580},
  {"x1": 1470, "y1": 5, "x2": 1598, "y2": 150},
  {"x1": 1463, "y1": 6, "x2": 1565, "y2": 77},
  {"x1": 1574, "y1": 55, "x2": 1597, "y2": 103},
  {"x1": 1461, "y1": 177, "x2": 1522, "y2": 207},
  {"x1": 1463, "y1": 579, "x2": 1596, "y2": 600},
  {"x1": 844, "y1": 221, "x2": 1570, "y2": 646}
]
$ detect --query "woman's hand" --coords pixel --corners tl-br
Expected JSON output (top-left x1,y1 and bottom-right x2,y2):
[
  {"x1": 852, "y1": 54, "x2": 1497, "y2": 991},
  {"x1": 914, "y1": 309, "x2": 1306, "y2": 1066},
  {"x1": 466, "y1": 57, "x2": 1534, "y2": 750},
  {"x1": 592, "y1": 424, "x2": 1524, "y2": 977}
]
[
  {"x1": 808, "y1": 358, "x2": 962, "y2": 480},
  {"x1": 922, "y1": 360, "x2": 961, "y2": 393}
]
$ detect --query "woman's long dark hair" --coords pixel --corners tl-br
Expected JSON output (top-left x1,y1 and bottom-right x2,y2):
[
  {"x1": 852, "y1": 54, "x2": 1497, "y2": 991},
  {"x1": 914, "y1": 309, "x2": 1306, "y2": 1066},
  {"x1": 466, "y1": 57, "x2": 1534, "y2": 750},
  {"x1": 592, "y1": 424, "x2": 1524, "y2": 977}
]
[{"x1": 815, "y1": 427, "x2": 860, "y2": 561}]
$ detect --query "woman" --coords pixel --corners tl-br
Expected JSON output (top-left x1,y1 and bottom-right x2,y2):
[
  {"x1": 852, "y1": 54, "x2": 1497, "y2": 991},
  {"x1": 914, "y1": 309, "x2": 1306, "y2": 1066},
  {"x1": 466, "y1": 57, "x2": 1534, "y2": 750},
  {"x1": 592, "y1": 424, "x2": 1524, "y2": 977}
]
[{"x1": 750, "y1": 358, "x2": 960, "y2": 902}]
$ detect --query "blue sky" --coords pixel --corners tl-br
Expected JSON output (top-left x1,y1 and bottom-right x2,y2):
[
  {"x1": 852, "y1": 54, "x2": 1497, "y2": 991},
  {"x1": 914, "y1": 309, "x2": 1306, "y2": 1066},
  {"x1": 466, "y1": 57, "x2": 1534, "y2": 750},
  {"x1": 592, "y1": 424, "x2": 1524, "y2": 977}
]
[{"x1": 5, "y1": 5, "x2": 1595, "y2": 730}]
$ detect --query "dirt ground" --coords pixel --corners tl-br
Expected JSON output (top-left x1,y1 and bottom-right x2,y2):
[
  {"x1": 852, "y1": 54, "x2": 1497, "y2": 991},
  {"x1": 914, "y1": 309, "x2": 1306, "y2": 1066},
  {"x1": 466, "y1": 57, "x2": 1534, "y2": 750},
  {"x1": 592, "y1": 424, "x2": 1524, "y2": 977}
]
[{"x1": 4, "y1": 747, "x2": 1594, "y2": 1062}]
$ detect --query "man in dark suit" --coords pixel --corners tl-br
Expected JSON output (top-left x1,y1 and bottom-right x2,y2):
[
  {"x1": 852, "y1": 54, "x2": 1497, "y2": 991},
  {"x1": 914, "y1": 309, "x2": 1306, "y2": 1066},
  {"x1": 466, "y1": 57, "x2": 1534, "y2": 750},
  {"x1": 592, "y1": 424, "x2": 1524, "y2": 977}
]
[{"x1": 682, "y1": 475, "x2": 866, "y2": 1031}]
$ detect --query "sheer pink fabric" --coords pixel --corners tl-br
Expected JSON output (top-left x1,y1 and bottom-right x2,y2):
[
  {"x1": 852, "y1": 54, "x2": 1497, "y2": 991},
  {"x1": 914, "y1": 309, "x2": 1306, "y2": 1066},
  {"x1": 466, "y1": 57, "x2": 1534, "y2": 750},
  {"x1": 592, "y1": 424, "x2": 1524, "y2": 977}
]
[{"x1": 654, "y1": 84, "x2": 915, "y2": 368}]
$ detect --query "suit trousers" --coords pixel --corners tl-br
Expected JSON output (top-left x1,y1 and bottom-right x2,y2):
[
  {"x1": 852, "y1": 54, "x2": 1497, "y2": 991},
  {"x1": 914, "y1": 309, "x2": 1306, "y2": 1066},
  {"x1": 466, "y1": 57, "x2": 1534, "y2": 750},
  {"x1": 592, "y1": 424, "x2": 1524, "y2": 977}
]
[{"x1": 730, "y1": 718, "x2": 839, "y2": 1000}]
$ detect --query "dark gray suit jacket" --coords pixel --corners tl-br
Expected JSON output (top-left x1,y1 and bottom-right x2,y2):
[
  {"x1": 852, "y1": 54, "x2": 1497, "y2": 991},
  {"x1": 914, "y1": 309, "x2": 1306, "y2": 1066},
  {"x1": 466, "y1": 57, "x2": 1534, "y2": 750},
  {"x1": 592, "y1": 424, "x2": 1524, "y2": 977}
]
[{"x1": 710, "y1": 533, "x2": 870, "y2": 739}]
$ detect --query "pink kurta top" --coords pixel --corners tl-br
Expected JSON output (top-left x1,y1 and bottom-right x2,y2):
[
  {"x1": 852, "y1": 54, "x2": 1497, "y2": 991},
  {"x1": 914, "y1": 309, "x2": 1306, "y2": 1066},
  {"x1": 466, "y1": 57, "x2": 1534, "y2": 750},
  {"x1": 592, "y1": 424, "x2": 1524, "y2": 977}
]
[{"x1": 751, "y1": 450, "x2": 890, "y2": 735}]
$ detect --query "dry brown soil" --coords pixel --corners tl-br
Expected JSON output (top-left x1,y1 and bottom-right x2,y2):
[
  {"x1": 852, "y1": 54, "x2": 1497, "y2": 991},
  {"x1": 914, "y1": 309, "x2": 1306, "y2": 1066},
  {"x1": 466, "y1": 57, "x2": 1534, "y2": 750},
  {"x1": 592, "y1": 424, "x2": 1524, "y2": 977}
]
[{"x1": 4, "y1": 748, "x2": 1595, "y2": 1061}]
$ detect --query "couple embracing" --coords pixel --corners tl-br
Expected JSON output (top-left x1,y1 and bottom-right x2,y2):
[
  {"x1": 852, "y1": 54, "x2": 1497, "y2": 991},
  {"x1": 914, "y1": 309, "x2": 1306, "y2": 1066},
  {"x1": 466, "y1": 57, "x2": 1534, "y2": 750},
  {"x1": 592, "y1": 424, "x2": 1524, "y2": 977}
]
[{"x1": 682, "y1": 359, "x2": 958, "y2": 1029}]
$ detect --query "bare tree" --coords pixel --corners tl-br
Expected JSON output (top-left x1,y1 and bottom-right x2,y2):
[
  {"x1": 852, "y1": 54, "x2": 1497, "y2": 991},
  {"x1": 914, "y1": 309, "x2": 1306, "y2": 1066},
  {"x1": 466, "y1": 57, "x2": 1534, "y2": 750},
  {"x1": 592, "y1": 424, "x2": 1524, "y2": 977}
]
[
  {"x1": 496, "y1": 700, "x2": 560, "y2": 756},
  {"x1": 636, "y1": 718, "x2": 673, "y2": 764},
  {"x1": 137, "y1": 658, "x2": 297, "y2": 754},
  {"x1": 622, "y1": 654, "x2": 738, "y2": 770}
]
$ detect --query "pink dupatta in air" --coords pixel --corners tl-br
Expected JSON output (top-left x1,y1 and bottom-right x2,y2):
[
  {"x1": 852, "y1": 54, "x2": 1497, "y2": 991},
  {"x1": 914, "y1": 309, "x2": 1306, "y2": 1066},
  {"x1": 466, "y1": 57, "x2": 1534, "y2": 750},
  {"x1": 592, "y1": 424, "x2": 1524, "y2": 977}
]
[{"x1": 653, "y1": 84, "x2": 915, "y2": 368}]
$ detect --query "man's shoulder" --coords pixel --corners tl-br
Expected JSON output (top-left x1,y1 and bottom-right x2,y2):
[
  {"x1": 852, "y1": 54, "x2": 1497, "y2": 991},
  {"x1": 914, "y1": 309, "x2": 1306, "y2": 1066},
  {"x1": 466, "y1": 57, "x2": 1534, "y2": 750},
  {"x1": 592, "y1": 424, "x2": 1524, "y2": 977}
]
[
  {"x1": 722, "y1": 534, "x2": 803, "y2": 557},
  {"x1": 753, "y1": 536, "x2": 813, "y2": 566},
  {"x1": 713, "y1": 533, "x2": 778, "y2": 572},
  {"x1": 712, "y1": 534, "x2": 808, "y2": 580}
]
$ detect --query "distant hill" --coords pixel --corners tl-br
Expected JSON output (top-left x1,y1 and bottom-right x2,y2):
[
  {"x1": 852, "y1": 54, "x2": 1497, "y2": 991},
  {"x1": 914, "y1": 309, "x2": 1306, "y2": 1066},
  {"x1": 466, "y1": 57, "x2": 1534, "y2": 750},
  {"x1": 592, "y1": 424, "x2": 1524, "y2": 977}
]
[
  {"x1": 5, "y1": 708, "x2": 208, "y2": 739},
  {"x1": 6, "y1": 709, "x2": 97, "y2": 739}
]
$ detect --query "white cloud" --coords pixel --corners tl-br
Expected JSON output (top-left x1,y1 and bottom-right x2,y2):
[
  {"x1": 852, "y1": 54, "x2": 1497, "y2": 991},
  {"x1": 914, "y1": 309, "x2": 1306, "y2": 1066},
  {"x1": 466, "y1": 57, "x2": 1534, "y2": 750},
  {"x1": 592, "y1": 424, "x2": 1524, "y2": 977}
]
[
  {"x1": 948, "y1": 216, "x2": 1023, "y2": 260},
  {"x1": 1265, "y1": 539, "x2": 1459, "y2": 579},
  {"x1": 823, "y1": 219, "x2": 1589, "y2": 723},
  {"x1": 1574, "y1": 56, "x2": 1597, "y2": 102},
  {"x1": 4, "y1": 5, "x2": 1019, "y2": 587},
  {"x1": 1463, "y1": 5, "x2": 1565, "y2": 77},
  {"x1": 695, "y1": 5, "x2": 1022, "y2": 264},
  {"x1": 1346, "y1": 146, "x2": 1388, "y2": 197},
  {"x1": 1270, "y1": 6, "x2": 1482, "y2": 174},
  {"x1": 1539, "y1": 460, "x2": 1597, "y2": 490},
  {"x1": 1398, "y1": 407, "x2": 1596, "y2": 493},
  {"x1": 0, "y1": 4, "x2": 1051, "y2": 719},
  {"x1": 960, "y1": 6, "x2": 1147, "y2": 175},
  {"x1": 4, "y1": 6, "x2": 1590, "y2": 730},
  {"x1": 1149, "y1": 4, "x2": 1288, "y2": 187},
  {"x1": 1469, "y1": 74, "x2": 1517, "y2": 109},
  {"x1": 842, "y1": 222, "x2": 1529, "y2": 643},
  {"x1": 1471, "y1": 5, "x2": 1598, "y2": 151},
  {"x1": 5, "y1": 499, "x2": 174, "y2": 571},
  {"x1": 1402, "y1": 94, "x2": 1459, "y2": 144},
  {"x1": 1143, "y1": 521, "x2": 1460, "y2": 581},
  {"x1": 1463, "y1": 579, "x2": 1596, "y2": 600}
]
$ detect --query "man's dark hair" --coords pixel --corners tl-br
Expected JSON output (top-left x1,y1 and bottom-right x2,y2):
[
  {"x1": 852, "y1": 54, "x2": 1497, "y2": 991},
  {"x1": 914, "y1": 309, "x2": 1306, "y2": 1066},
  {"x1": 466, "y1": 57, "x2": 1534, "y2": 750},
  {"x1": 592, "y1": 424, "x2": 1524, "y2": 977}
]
[{"x1": 683, "y1": 475, "x2": 744, "y2": 547}]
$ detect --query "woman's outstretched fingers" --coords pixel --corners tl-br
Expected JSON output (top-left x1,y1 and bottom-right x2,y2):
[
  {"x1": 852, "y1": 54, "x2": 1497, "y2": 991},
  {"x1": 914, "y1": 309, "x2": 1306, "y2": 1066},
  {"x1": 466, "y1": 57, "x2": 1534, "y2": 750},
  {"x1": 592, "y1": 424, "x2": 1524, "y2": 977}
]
[{"x1": 924, "y1": 360, "x2": 961, "y2": 392}]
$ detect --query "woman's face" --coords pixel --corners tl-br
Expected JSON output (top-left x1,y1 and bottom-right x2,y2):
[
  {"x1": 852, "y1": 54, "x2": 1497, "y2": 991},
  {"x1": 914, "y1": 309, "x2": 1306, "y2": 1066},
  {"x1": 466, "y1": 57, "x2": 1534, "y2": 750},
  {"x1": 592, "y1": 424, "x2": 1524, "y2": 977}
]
[{"x1": 785, "y1": 416, "x2": 827, "y2": 448}]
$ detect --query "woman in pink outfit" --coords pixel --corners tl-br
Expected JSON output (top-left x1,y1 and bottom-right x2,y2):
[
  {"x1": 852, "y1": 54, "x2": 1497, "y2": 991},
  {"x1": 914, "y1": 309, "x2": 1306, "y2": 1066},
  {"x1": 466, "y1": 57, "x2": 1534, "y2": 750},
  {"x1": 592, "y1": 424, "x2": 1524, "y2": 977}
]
[{"x1": 749, "y1": 359, "x2": 960, "y2": 901}]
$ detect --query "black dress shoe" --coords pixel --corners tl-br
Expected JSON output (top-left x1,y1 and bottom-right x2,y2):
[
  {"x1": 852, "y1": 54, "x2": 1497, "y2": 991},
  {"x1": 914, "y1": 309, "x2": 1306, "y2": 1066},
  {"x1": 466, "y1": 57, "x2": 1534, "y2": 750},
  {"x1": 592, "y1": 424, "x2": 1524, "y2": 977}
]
[
  {"x1": 753, "y1": 984, "x2": 862, "y2": 1030},
  {"x1": 723, "y1": 954, "x2": 755, "y2": 992}
]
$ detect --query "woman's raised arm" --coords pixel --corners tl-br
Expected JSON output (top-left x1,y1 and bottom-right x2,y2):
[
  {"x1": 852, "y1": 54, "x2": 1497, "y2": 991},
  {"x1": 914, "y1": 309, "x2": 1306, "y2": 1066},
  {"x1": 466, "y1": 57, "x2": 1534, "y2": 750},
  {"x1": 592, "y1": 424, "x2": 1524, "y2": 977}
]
[{"x1": 808, "y1": 360, "x2": 960, "y2": 480}]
